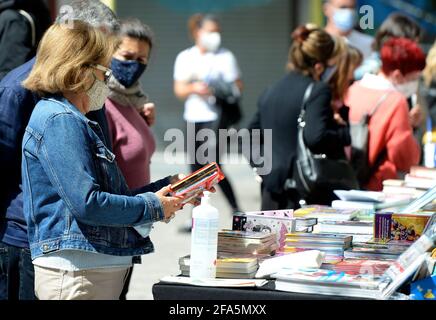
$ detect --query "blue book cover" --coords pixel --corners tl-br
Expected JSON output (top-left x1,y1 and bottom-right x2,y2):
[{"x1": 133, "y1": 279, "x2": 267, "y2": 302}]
[{"x1": 410, "y1": 275, "x2": 436, "y2": 300}]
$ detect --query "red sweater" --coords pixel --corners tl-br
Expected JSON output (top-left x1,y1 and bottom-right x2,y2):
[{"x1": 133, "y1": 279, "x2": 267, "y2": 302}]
[{"x1": 345, "y1": 78, "x2": 420, "y2": 191}]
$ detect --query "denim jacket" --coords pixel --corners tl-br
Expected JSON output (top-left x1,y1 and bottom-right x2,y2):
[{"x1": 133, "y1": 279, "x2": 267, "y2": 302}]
[{"x1": 22, "y1": 96, "x2": 167, "y2": 259}]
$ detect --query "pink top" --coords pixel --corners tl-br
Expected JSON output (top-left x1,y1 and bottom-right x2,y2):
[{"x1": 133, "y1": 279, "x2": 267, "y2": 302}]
[{"x1": 105, "y1": 98, "x2": 156, "y2": 189}]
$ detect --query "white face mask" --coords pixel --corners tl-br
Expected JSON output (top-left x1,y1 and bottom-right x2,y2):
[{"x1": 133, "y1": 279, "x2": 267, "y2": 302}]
[
  {"x1": 199, "y1": 32, "x2": 221, "y2": 52},
  {"x1": 87, "y1": 77, "x2": 110, "y2": 112},
  {"x1": 394, "y1": 80, "x2": 419, "y2": 98},
  {"x1": 333, "y1": 8, "x2": 356, "y2": 32}
]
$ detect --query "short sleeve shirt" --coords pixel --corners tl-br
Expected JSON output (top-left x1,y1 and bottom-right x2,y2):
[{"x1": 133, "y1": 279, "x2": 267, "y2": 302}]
[{"x1": 173, "y1": 46, "x2": 241, "y2": 123}]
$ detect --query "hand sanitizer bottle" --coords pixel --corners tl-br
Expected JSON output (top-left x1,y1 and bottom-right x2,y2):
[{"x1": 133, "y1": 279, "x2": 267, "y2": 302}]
[{"x1": 190, "y1": 192, "x2": 219, "y2": 279}]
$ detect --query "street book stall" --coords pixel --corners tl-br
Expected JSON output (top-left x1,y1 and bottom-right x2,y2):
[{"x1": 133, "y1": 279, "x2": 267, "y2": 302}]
[{"x1": 153, "y1": 164, "x2": 436, "y2": 300}]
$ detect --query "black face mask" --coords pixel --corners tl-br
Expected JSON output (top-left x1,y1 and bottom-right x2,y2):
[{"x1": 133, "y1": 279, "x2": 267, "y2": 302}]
[{"x1": 110, "y1": 58, "x2": 147, "y2": 88}]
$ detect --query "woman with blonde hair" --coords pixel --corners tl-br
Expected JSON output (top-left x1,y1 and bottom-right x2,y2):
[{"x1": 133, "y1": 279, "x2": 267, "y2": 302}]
[{"x1": 21, "y1": 21, "x2": 187, "y2": 300}]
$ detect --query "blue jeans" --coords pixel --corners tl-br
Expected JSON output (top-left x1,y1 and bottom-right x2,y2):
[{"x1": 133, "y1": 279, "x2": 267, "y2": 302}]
[{"x1": 0, "y1": 242, "x2": 35, "y2": 300}]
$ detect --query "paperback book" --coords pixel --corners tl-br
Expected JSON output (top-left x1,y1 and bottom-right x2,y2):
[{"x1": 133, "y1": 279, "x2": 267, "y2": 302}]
[{"x1": 232, "y1": 210, "x2": 296, "y2": 251}]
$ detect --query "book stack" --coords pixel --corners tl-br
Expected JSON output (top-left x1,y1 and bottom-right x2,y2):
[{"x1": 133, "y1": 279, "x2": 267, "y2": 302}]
[
  {"x1": 295, "y1": 217, "x2": 318, "y2": 233},
  {"x1": 178, "y1": 255, "x2": 259, "y2": 279},
  {"x1": 382, "y1": 166, "x2": 436, "y2": 200},
  {"x1": 344, "y1": 246, "x2": 406, "y2": 260},
  {"x1": 273, "y1": 268, "x2": 387, "y2": 299},
  {"x1": 342, "y1": 239, "x2": 411, "y2": 263},
  {"x1": 283, "y1": 233, "x2": 352, "y2": 263},
  {"x1": 313, "y1": 220, "x2": 374, "y2": 244},
  {"x1": 231, "y1": 211, "x2": 296, "y2": 251},
  {"x1": 322, "y1": 259, "x2": 394, "y2": 276},
  {"x1": 404, "y1": 166, "x2": 436, "y2": 189},
  {"x1": 217, "y1": 230, "x2": 278, "y2": 255},
  {"x1": 273, "y1": 193, "x2": 436, "y2": 299},
  {"x1": 383, "y1": 179, "x2": 427, "y2": 199},
  {"x1": 293, "y1": 205, "x2": 361, "y2": 222}
]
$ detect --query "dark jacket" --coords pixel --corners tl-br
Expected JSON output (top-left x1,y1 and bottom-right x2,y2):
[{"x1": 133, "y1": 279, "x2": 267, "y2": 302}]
[
  {"x1": 0, "y1": 0, "x2": 51, "y2": 80},
  {"x1": 0, "y1": 58, "x2": 114, "y2": 248},
  {"x1": 249, "y1": 71, "x2": 351, "y2": 195}
]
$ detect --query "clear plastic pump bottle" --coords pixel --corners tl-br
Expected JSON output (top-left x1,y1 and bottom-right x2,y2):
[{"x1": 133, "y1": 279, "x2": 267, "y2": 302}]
[{"x1": 189, "y1": 191, "x2": 219, "y2": 279}]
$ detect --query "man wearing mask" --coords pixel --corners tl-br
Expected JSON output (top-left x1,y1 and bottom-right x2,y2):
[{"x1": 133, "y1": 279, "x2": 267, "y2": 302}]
[
  {"x1": 324, "y1": 0, "x2": 373, "y2": 60},
  {"x1": 0, "y1": 0, "x2": 119, "y2": 300}
]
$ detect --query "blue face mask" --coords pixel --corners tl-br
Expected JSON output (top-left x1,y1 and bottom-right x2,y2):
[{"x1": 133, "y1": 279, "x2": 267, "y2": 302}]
[
  {"x1": 111, "y1": 58, "x2": 147, "y2": 88},
  {"x1": 333, "y1": 8, "x2": 356, "y2": 32}
]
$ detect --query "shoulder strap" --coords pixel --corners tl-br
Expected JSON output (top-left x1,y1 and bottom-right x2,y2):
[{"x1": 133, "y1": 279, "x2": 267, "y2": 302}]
[
  {"x1": 18, "y1": 9, "x2": 36, "y2": 47},
  {"x1": 301, "y1": 82, "x2": 315, "y2": 112},
  {"x1": 368, "y1": 92, "x2": 391, "y2": 118},
  {"x1": 297, "y1": 82, "x2": 315, "y2": 125}
]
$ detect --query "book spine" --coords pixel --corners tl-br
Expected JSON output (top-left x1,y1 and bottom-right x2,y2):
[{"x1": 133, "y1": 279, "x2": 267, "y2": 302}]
[{"x1": 374, "y1": 213, "x2": 393, "y2": 240}]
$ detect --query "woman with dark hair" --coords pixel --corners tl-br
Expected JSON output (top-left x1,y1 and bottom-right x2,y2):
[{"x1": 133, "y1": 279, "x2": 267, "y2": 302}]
[
  {"x1": 250, "y1": 25, "x2": 352, "y2": 210},
  {"x1": 173, "y1": 14, "x2": 242, "y2": 219},
  {"x1": 105, "y1": 18, "x2": 157, "y2": 191}
]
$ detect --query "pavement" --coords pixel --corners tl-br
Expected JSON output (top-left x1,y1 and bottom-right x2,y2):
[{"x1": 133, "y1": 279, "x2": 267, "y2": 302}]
[{"x1": 126, "y1": 151, "x2": 262, "y2": 300}]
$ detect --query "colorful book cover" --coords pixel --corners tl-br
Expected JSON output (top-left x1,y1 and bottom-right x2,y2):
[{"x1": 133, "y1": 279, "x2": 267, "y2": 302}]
[
  {"x1": 374, "y1": 213, "x2": 393, "y2": 240},
  {"x1": 169, "y1": 162, "x2": 224, "y2": 204},
  {"x1": 391, "y1": 214, "x2": 432, "y2": 241},
  {"x1": 410, "y1": 275, "x2": 436, "y2": 300},
  {"x1": 374, "y1": 213, "x2": 433, "y2": 241}
]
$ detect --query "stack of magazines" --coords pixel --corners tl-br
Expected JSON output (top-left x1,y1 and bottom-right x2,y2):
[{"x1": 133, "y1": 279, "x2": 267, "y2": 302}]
[
  {"x1": 273, "y1": 268, "x2": 388, "y2": 299},
  {"x1": 343, "y1": 243, "x2": 409, "y2": 260},
  {"x1": 321, "y1": 259, "x2": 394, "y2": 276},
  {"x1": 283, "y1": 233, "x2": 352, "y2": 263},
  {"x1": 178, "y1": 255, "x2": 259, "y2": 279},
  {"x1": 273, "y1": 212, "x2": 436, "y2": 299},
  {"x1": 217, "y1": 230, "x2": 278, "y2": 255}
]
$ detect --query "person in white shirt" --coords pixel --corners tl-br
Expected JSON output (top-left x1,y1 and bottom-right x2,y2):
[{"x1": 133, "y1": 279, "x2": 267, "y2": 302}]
[
  {"x1": 323, "y1": 0, "x2": 373, "y2": 60},
  {"x1": 173, "y1": 14, "x2": 242, "y2": 221}
]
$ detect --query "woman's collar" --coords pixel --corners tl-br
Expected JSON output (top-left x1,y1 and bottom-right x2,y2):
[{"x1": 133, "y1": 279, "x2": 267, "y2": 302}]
[{"x1": 359, "y1": 73, "x2": 396, "y2": 91}]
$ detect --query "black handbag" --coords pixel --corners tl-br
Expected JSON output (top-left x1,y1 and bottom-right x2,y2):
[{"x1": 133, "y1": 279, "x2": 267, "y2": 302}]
[
  {"x1": 208, "y1": 78, "x2": 242, "y2": 127},
  {"x1": 285, "y1": 82, "x2": 359, "y2": 198}
]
